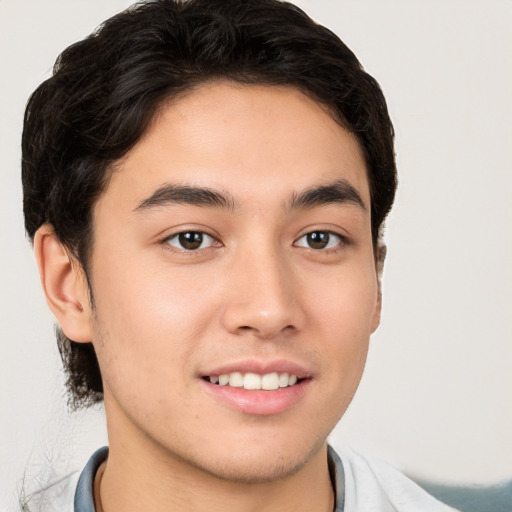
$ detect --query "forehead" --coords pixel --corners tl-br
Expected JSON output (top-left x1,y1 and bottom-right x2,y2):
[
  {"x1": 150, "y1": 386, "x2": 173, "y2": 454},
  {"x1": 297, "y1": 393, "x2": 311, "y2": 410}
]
[{"x1": 102, "y1": 81, "x2": 370, "y2": 210}]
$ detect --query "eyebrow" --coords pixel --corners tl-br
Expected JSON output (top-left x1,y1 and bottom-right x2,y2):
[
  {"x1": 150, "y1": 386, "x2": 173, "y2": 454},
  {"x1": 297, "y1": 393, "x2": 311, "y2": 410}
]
[
  {"x1": 288, "y1": 179, "x2": 366, "y2": 211},
  {"x1": 134, "y1": 178, "x2": 366, "y2": 214},
  {"x1": 134, "y1": 183, "x2": 238, "y2": 212}
]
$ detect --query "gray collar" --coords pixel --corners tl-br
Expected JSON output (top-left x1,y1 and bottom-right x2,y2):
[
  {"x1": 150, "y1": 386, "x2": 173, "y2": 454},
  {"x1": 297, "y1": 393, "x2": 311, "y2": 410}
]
[{"x1": 74, "y1": 446, "x2": 108, "y2": 512}]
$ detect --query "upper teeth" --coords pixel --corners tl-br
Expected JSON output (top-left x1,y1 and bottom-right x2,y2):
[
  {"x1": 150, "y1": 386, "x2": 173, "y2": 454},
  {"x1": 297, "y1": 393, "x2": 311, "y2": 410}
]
[{"x1": 209, "y1": 372, "x2": 298, "y2": 390}]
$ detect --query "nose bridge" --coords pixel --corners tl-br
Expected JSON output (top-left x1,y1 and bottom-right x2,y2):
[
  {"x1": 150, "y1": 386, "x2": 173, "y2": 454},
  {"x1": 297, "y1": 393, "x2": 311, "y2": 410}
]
[{"x1": 221, "y1": 237, "x2": 302, "y2": 338}]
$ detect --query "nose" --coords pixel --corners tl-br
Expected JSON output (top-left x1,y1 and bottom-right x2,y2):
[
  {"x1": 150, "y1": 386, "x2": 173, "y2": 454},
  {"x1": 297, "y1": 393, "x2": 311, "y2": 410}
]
[{"x1": 220, "y1": 246, "x2": 305, "y2": 339}]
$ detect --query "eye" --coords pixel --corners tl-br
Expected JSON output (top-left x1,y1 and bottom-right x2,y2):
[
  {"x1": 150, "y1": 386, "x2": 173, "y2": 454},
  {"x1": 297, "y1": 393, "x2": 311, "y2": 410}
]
[
  {"x1": 295, "y1": 231, "x2": 344, "y2": 250},
  {"x1": 165, "y1": 231, "x2": 217, "y2": 251}
]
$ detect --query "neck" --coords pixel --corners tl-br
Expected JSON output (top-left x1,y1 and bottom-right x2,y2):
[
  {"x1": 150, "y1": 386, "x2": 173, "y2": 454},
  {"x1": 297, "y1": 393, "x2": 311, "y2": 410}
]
[{"x1": 97, "y1": 410, "x2": 335, "y2": 512}]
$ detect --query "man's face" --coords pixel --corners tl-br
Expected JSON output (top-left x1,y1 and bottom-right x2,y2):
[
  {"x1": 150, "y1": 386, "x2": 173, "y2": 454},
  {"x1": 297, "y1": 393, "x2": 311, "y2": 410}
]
[{"x1": 84, "y1": 82, "x2": 380, "y2": 482}]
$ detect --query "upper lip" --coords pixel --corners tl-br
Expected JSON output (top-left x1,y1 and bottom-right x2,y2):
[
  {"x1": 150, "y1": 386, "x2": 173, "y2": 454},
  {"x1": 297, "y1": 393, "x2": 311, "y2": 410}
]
[{"x1": 201, "y1": 359, "x2": 312, "y2": 379}]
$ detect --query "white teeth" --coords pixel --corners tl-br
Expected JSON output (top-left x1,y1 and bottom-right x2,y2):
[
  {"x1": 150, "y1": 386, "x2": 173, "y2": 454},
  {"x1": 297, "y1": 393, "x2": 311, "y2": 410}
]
[
  {"x1": 243, "y1": 372, "x2": 261, "y2": 390},
  {"x1": 228, "y1": 371, "x2": 244, "y2": 387},
  {"x1": 261, "y1": 372, "x2": 279, "y2": 390},
  {"x1": 209, "y1": 372, "x2": 300, "y2": 389}
]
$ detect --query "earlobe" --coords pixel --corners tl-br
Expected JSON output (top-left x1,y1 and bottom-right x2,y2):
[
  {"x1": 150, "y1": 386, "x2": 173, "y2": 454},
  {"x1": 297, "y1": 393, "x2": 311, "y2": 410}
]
[
  {"x1": 371, "y1": 289, "x2": 382, "y2": 334},
  {"x1": 371, "y1": 243, "x2": 386, "y2": 334},
  {"x1": 34, "y1": 224, "x2": 92, "y2": 343}
]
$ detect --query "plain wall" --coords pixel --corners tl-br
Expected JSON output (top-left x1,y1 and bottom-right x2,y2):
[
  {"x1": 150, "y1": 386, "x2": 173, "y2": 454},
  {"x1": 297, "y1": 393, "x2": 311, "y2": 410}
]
[{"x1": 1, "y1": 1, "x2": 511, "y2": 510}]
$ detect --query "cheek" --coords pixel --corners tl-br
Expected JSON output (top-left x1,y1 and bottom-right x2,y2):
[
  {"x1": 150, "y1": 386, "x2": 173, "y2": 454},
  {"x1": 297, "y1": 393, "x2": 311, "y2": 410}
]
[
  {"x1": 307, "y1": 264, "x2": 377, "y2": 387},
  {"x1": 310, "y1": 262, "x2": 378, "y2": 338},
  {"x1": 94, "y1": 250, "x2": 220, "y2": 333},
  {"x1": 89, "y1": 258, "x2": 222, "y2": 395}
]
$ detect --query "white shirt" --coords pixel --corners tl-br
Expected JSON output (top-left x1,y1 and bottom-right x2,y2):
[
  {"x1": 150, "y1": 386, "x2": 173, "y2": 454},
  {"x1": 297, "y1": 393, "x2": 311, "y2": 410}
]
[{"x1": 329, "y1": 446, "x2": 460, "y2": 511}]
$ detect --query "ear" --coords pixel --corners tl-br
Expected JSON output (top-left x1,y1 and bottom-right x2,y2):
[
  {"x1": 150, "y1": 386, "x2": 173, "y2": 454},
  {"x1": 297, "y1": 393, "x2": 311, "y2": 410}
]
[
  {"x1": 33, "y1": 224, "x2": 92, "y2": 343},
  {"x1": 371, "y1": 244, "x2": 386, "y2": 333}
]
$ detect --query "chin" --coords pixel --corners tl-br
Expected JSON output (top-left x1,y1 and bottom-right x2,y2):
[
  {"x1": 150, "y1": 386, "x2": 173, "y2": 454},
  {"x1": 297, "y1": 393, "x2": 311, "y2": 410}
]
[
  {"x1": 181, "y1": 435, "x2": 327, "y2": 484},
  {"x1": 196, "y1": 453, "x2": 310, "y2": 484}
]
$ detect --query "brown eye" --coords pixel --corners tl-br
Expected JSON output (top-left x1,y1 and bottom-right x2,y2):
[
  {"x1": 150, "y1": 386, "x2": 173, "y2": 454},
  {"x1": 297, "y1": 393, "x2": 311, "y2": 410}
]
[
  {"x1": 295, "y1": 231, "x2": 343, "y2": 250},
  {"x1": 166, "y1": 231, "x2": 215, "y2": 251},
  {"x1": 307, "y1": 231, "x2": 329, "y2": 249}
]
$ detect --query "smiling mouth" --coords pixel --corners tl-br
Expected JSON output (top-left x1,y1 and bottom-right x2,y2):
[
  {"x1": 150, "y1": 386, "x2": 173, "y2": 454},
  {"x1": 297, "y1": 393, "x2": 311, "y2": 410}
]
[{"x1": 204, "y1": 372, "x2": 302, "y2": 390}]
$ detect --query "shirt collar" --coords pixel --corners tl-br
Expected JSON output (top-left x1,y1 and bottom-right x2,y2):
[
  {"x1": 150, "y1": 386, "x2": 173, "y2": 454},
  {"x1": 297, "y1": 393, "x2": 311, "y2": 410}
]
[{"x1": 74, "y1": 446, "x2": 108, "y2": 512}]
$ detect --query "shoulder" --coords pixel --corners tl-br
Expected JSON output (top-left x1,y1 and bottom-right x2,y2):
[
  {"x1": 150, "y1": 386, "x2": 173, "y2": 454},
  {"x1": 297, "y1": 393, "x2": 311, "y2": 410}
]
[{"x1": 329, "y1": 446, "x2": 460, "y2": 512}]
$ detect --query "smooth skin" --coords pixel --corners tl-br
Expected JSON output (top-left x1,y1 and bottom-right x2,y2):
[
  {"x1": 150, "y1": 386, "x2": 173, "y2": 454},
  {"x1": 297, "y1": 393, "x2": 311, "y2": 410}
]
[{"x1": 35, "y1": 82, "x2": 381, "y2": 512}]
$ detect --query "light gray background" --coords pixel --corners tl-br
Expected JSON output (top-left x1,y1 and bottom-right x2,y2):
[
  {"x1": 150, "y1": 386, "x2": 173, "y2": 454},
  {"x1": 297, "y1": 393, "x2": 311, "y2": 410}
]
[{"x1": 1, "y1": 1, "x2": 511, "y2": 510}]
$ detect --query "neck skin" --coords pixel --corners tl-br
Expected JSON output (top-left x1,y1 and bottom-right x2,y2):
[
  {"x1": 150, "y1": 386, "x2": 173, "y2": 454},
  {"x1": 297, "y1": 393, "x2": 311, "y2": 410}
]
[{"x1": 96, "y1": 404, "x2": 335, "y2": 512}]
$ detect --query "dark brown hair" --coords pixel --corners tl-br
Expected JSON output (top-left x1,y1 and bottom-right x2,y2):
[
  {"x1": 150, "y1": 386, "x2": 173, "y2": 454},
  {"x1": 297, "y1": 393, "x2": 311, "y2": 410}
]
[{"x1": 22, "y1": 0, "x2": 397, "y2": 408}]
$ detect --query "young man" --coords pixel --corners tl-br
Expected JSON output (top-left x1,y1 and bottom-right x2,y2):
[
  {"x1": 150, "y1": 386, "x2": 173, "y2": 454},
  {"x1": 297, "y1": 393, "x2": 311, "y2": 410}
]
[{"x1": 22, "y1": 0, "x2": 458, "y2": 510}]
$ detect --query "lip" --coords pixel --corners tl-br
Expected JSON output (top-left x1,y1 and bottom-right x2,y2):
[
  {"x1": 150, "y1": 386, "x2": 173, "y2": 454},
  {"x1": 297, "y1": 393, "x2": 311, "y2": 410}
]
[
  {"x1": 199, "y1": 358, "x2": 312, "y2": 416},
  {"x1": 200, "y1": 378, "x2": 311, "y2": 416}
]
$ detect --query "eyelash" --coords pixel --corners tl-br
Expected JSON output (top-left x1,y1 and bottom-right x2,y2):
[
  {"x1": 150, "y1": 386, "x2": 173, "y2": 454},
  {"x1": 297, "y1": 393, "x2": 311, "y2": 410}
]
[{"x1": 162, "y1": 229, "x2": 348, "y2": 253}]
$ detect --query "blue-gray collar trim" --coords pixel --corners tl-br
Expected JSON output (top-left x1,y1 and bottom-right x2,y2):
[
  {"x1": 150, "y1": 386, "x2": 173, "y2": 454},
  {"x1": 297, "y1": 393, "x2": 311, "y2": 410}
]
[
  {"x1": 328, "y1": 445, "x2": 346, "y2": 511},
  {"x1": 74, "y1": 446, "x2": 109, "y2": 512}
]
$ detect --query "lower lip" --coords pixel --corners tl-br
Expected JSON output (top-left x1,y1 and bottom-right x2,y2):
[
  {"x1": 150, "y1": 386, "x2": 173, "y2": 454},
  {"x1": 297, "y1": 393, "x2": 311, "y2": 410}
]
[{"x1": 201, "y1": 379, "x2": 310, "y2": 416}]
